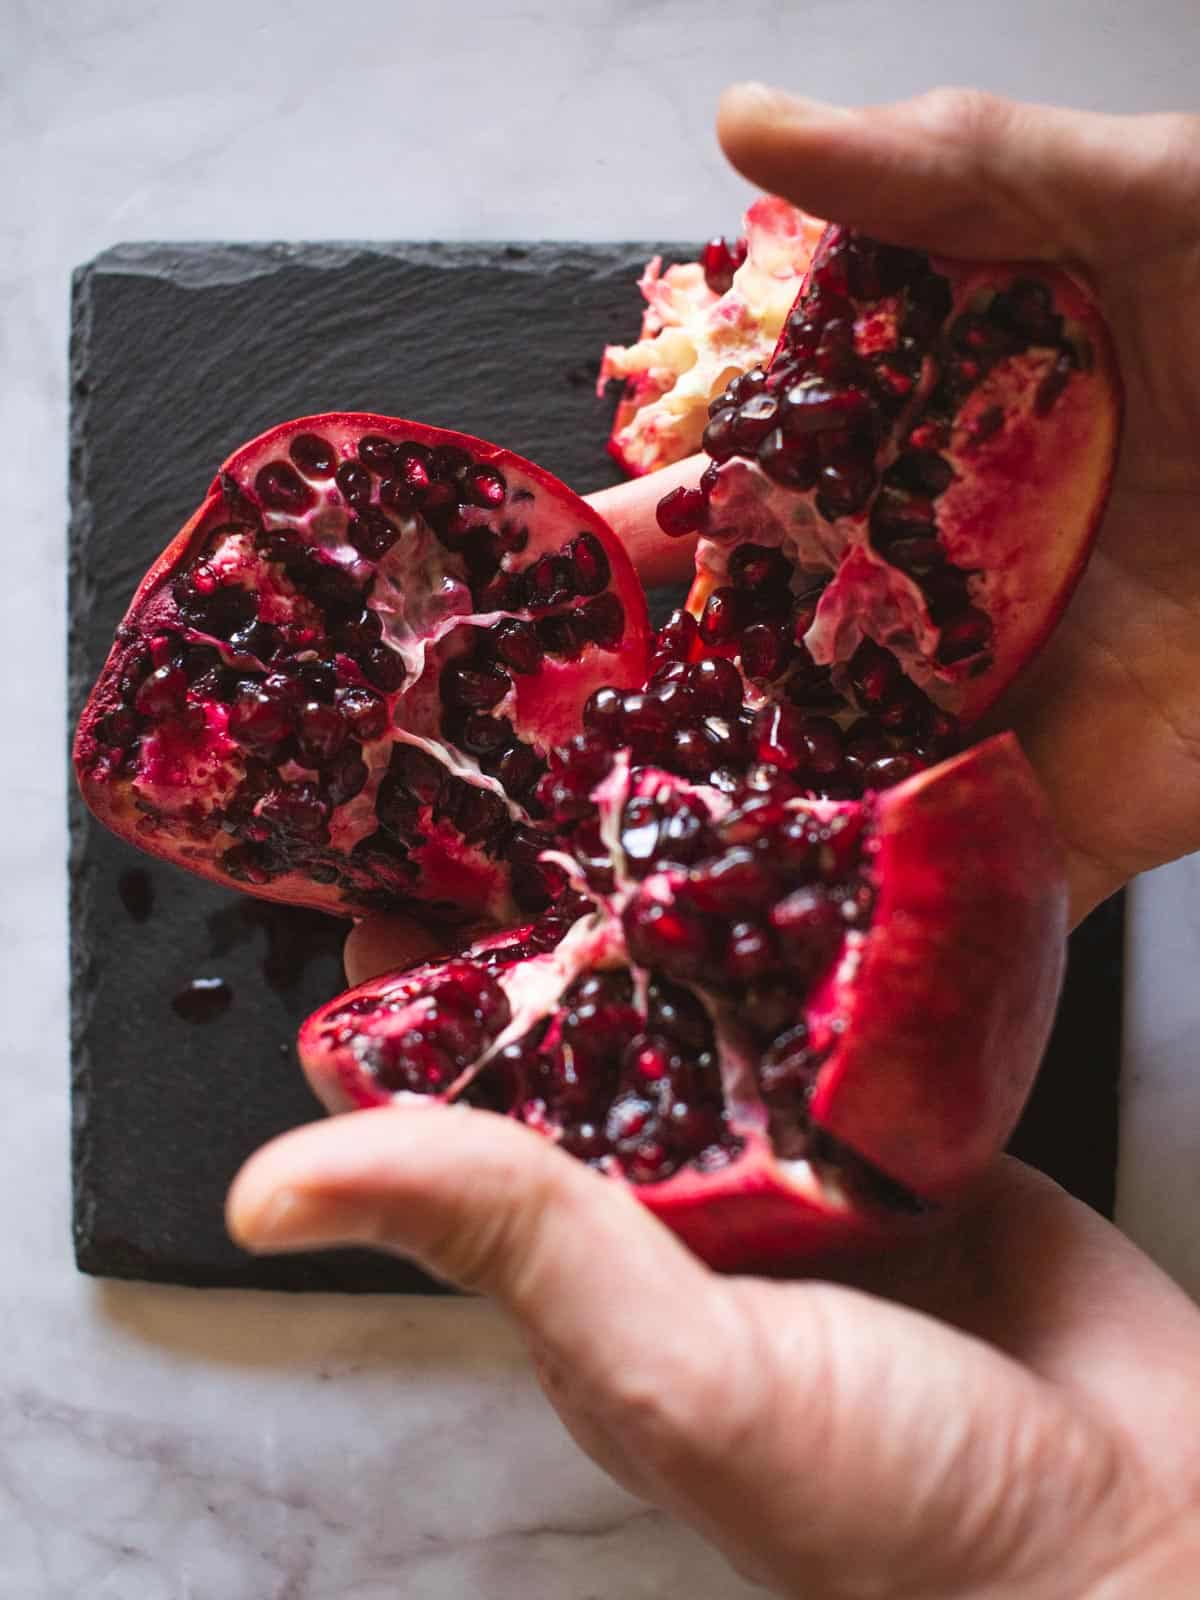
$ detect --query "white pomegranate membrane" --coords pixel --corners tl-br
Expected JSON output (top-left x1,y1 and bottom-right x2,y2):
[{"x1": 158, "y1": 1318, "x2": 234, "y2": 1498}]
[{"x1": 599, "y1": 199, "x2": 824, "y2": 476}]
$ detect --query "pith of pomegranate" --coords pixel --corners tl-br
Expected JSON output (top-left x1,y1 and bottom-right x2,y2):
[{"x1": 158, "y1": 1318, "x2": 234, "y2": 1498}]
[
  {"x1": 599, "y1": 199, "x2": 824, "y2": 476},
  {"x1": 73, "y1": 415, "x2": 649, "y2": 921},
  {"x1": 654, "y1": 226, "x2": 1121, "y2": 794},
  {"x1": 299, "y1": 734, "x2": 1066, "y2": 1270}
]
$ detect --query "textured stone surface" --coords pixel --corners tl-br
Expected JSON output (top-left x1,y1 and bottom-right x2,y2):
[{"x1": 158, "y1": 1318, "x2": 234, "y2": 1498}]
[{"x1": 68, "y1": 242, "x2": 1122, "y2": 1291}]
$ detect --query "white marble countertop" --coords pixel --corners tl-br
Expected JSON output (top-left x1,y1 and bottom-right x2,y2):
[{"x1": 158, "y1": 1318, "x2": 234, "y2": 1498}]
[{"x1": 5, "y1": 2, "x2": 1199, "y2": 1594}]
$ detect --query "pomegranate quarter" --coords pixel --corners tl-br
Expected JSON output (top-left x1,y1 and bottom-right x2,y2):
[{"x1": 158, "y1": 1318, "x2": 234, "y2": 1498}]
[{"x1": 75, "y1": 223, "x2": 1122, "y2": 1269}]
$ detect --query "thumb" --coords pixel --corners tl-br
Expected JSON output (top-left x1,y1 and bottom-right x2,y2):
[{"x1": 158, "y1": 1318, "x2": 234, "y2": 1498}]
[
  {"x1": 717, "y1": 82, "x2": 1193, "y2": 264},
  {"x1": 227, "y1": 1104, "x2": 750, "y2": 1497}
]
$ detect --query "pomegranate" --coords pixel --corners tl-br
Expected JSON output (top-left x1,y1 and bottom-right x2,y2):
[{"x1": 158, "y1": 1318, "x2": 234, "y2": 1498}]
[
  {"x1": 599, "y1": 199, "x2": 823, "y2": 476},
  {"x1": 73, "y1": 416, "x2": 650, "y2": 921},
  {"x1": 652, "y1": 225, "x2": 1121, "y2": 790},
  {"x1": 300, "y1": 735, "x2": 1067, "y2": 1270}
]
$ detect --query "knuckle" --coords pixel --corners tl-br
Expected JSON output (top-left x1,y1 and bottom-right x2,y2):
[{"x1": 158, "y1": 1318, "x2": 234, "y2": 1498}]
[{"x1": 914, "y1": 86, "x2": 1011, "y2": 147}]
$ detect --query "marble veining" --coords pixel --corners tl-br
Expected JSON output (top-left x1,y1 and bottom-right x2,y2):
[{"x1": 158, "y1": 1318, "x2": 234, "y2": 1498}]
[{"x1": 5, "y1": 0, "x2": 1199, "y2": 1593}]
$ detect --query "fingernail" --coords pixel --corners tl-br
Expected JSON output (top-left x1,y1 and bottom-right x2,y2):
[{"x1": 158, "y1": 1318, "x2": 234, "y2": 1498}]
[{"x1": 231, "y1": 1186, "x2": 382, "y2": 1254}]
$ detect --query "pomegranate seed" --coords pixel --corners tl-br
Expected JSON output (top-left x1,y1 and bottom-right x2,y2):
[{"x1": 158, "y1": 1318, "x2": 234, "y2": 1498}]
[
  {"x1": 656, "y1": 608, "x2": 699, "y2": 661},
  {"x1": 620, "y1": 692, "x2": 672, "y2": 757},
  {"x1": 741, "y1": 621, "x2": 791, "y2": 683},
  {"x1": 335, "y1": 460, "x2": 373, "y2": 509},
  {"x1": 700, "y1": 234, "x2": 747, "y2": 296},
  {"x1": 685, "y1": 848, "x2": 773, "y2": 914},
  {"x1": 536, "y1": 612, "x2": 586, "y2": 661},
  {"x1": 430, "y1": 444, "x2": 473, "y2": 481},
  {"x1": 656, "y1": 486, "x2": 708, "y2": 538},
  {"x1": 1035, "y1": 354, "x2": 1074, "y2": 416},
  {"x1": 936, "y1": 608, "x2": 994, "y2": 663},
  {"x1": 699, "y1": 461, "x2": 721, "y2": 497},
  {"x1": 288, "y1": 433, "x2": 337, "y2": 478},
  {"x1": 753, "y1": 703, "x2": 813, "y2": 770},
  {"x1": 360, "y1": 643, "x2": 407, "y2": 692},
  {"x1": 864, "y1": 752, "x2": 927, "y2": 787},
  {"x1": 698, "y1": 586, "x2": 745, "y2": 645},
  {"x1": 733, "y1": 393, "x2": 781, "y2": 447},
  {"x1": 255, "y1": 461, "x2": 316, "y2": 513},
  {"x1": 441, "y1": 661, "x2": 511, "y2": 710},
  {"x1": 460, "y1": 465, "x2": 507, "y2": 508},
  {"x1": 372, "y1": 1034, "x2": 456, "y2": 1095},
  {"x1": 688, "y1": 657, "x2": 742, "y2": 716},
  {"x1": 134, "y1": 664, "x2": 187, "y2": 718},
  {"x1": 296, "y1": 701, "x2": 347, "y2": 764},
  {"x1": 649, "y1": 674, "x2": 695, "y2": 722},
  {"x1": 358, "y1": 435, "x2": 398, "y2": 472},
  {"x1": 623, "y1": 899, "x2": 712, "y2": 982},
  {"x1": 849, "y1": 640, "x2": 903, "y2": 709},
  {"x1": 568, "y1": 533, "x2": 611, "y2": 596},
  {"x1": 770, "y1": 885, "x2": 844, "y2": 961},
  {"x1": 337, "y1": 607, "x2": 383, "y2": 653},
  {"x1": 493, "y1": 619, "x2": 544, "y2": 675},
  {"x1": 324, "y1": 744, "x2": 368, "y2": 805},
  {"x1": 347, "y1": 507, "x2": 401, "y2": 560},
  {"x1": 727, "y1": 920, "x2": 776, "y2": 980},
  {"x1": 583, "y1": 686, "x2": 625, "y2": 743},
  {"x1": 627, "y1": 1034, "x2": 676, "y2": 1084},
  {"x1": 228, "y1": 683, "x2": 290, "y2": 748},
  {"x1": 702, "y1": 407, "x2": 740, "y2": 462},
  {"x1": 728, "y1": 543, "x2": 793, "y2": 592},
  {"x1": 461, "y1": 712, "x2": 511, "y2": 756},
  {"x1": 729, "y1": 367, "x2": 767, "y2": 404},
  {"x1": 670, "y1": 724, "x2": 716, "y2": 778},
  {"x1": 893, "y1": 451, "x2": 956, "y2": 497},
  {"x1": 817, "y1": 455, "x2": 875, "y2": 518},
  {"x1": 757, "y1": 428, "x2": 819, "y2": 489},
  {"x1": 579, "y1": 592, "x2": 625, "y2": 649},
  {"x1": 781, "y1": 382, "x2": 871, "y2": 436},
  {"x1": 887, "y1": 539, "x2": 947, "y2": 578},
  {"x1": 259, "y1": 781, "x2": 330, "y2": 841},
  {"x1": 523, "y1": 553, "x2": 575, "y2": 610},
  {"x1": 390, "y1": 743, "x2": 446, "y2": 805},
  {"x1": 494, "y1": 743, "x2": 543, "y2": 799}
]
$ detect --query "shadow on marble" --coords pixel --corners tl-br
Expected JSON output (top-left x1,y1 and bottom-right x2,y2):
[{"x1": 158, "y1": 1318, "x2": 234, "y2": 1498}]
[{"x1": 96, "y1": 1278, "x2": 525, "y2": 1377}]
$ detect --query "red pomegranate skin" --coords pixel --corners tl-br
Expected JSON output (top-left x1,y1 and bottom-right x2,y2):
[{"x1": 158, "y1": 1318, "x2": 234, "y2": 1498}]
[{"x1": 74, "y1": 415, "x2": 651, "y2": 923}]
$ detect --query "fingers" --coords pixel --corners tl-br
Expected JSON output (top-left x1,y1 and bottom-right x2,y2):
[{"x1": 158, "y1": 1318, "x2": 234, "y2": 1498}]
[
  {"x1": 585, "y1": 454, "x2": 704, "y2": 588},
  {"x1": 343, "y1": 915, "x2": 472, "y2": 986},
  {"x1": 717, "y1": 83, "x2": 1197, "y2": 265}
]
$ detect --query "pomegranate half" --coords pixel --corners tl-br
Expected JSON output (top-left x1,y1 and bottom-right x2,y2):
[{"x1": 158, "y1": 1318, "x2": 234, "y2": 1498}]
[
  {"x1": 300, "y1": 735, "x2": 1067, "y2": 1270},
  {"x1": 652, "y1": 226, "x2": 1121, "y2": 792},
  {"x1": 73, "y1": 416, "x2": 650, "y2": 923}
]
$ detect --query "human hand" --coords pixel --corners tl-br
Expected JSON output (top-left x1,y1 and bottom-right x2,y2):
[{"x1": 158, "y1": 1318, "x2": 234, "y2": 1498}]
[
  {"x1": 229, "y1": 900, "x2": 1200, "y2": 1597},
  {"x1": 599, "y1": 86, "x2": 1200, "y2": 927}
]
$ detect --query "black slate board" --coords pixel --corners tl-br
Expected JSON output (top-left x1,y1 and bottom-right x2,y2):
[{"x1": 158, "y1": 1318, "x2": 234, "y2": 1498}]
[{"x1": 68, "y1": 242, "x2": 1124, "y2": 1292}]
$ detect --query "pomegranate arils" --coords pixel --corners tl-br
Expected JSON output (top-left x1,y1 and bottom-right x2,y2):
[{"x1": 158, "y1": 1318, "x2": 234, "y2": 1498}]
[
  {"x1": 700, "y1": 234, "x2": 748, "y2": 296},
  {"x1": 347, "y1": 507, "x2": 401, "y2": 560},
  {"x1": 579, "y1": 592, "x2": 625, "y2": 649},
  {"x1": 492, "y1": 619, "x2": 544, "y2": 675},
  {"x1": 441, "y1": 660, "x2": 511, "y2": 710},
  {"x1": 255, "y1": 461, "x2": 316, "y2": 513},
  {"x1": 358, "y1": 434, "x2": 398, "y2": 472},
  {"x1": 656, "y1": 486, "x2": 708, "y2": 537},
  {"x1": 335, "y1": 460, "x2": 373, "y2": 509},
  {"x1": 288, "y1": 432, "x2": 337, "y2": 479}
]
